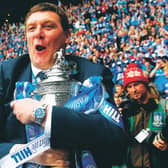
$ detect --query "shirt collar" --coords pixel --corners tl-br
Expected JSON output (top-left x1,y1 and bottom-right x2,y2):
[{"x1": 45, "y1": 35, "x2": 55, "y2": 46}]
[{"x1": 31, "y1": 63, "x2": 43, "y2": 77}]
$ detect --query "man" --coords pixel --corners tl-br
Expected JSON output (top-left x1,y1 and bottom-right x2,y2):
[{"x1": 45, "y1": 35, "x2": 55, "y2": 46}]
[
  {"x1": 0, "y1": 2, "x2": 127, "y2": 168},
  {"x1": 120, "y1": 63, "x2": 168, "y2": 168}
]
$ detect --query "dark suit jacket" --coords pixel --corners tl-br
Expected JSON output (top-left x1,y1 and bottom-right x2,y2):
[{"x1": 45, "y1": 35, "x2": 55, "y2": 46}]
[{"x1": 0, "y1": 55, "x2": 128, "y2": 167}]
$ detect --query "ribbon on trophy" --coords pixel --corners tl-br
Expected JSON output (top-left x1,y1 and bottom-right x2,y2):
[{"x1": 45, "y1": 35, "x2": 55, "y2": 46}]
[
  {"x1": 65, "y1": 76, "x2": 124, "y2": 129},
  {"x1": 0, "y1": 134, "x2": 50, "y2": 168}
]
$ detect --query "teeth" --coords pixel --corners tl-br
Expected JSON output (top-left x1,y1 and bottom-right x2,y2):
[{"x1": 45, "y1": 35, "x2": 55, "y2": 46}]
[{"x1": 36, "y1": 45, "x2": 46, "y2": 51}]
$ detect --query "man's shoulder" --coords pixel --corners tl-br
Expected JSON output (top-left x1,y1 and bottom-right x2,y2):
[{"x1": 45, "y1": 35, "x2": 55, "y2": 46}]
[
  {"x1": 65, "y1": 54, "x2": 112, "y2": 74},
  {"x1": 66, "y1": 54, "x2": 102, "y2": 65},
  {"x1": 0, "y1": 55, "x2": 30, "y2": 77},
  {"x1": 1, "y1": 55, "x2": 29, "y2": 66},
  {"x1": 65, "y1": 55, "x2": 114, "y2": 98}
]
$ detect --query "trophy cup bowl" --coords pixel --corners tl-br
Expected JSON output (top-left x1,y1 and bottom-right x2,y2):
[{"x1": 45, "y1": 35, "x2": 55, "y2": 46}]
[
  {"x1": 34, "y1": 77, "x2": 75, "y2": 106},
  {"x1": 33, "y1": 49, "x2": 77, "y2": 106}
]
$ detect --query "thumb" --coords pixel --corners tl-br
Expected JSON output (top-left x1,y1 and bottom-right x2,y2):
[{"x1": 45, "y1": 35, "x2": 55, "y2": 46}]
[{"x1": 10, "y1": 100, "x2": 16, "y2": 108}]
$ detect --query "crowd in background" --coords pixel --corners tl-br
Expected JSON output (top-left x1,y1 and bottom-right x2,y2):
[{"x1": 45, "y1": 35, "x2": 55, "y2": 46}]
[{"x1": 0, "y1": 0, "x2": 168, "y2": 100}]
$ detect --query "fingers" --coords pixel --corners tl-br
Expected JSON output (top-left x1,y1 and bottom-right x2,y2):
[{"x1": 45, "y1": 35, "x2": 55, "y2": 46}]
[
  {"x1": 10, "y1": 100, "x2": 15, "y2": 108},
  {"x1": 11, "y1": 101, "x2": 18, "y2": 116},
  {"x1": 153, "y1": 134, "x2": 168, "y2": 151},
  {"x1": 10, "y1": 98, "x2": 40, "y2": 124},
  {"x1": 118, "y1": 108, "x2": 123, "y2": 117},
  {"x1": 51, "y1": 160, "x2": 70, "y2": 168},
  {"x1": 10, "y1": 100, "x2": 17, "y2": 114},
  {"x1": 31, "y1": 149, "x2": 70, "y2": 166}
]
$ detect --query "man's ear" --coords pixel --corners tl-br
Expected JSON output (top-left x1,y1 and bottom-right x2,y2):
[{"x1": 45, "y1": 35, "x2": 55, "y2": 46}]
[{"x1": 65, "y1": 31, "x2": 71, "y2": 44}]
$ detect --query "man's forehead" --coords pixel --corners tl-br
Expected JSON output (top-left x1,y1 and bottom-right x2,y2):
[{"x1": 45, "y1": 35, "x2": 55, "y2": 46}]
[
  {"x1": 127, "y1": 81, "x2": 142, "y2": 87},
  {"x1": 26, "y1": 11, "x2": 60, "y2": 24}
]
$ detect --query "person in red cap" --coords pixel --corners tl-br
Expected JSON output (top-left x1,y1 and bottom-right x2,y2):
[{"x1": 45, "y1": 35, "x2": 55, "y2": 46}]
[
  {"x1": 123, "y1": 62, "x2": 149, "y2": 89},
  {"x1": 119, "y1": 63, "x2": 168, "y2": 168}
]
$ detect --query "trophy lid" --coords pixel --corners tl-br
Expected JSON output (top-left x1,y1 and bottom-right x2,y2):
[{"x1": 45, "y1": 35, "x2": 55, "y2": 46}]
[{"x1": 38, "y1": 48, "x2": 76, "y2": 83}]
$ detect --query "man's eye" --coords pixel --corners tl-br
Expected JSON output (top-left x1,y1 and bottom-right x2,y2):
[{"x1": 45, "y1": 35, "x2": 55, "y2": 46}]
[
  {"x1": 44, "y1": 24, "x2": 55, "y2": 29},
  {"x1": 27, "y1": 27, "x2": 35, "y2": 31},
  {"x1": 45, "y1": 25, "x2": 51, "y2": 27},
  {"x1": 134, "y1": 83, "x2": 139, "y2": 87}
]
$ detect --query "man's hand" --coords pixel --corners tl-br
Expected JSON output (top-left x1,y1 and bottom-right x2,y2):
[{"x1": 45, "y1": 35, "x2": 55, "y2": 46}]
[
  {"x1": 11, "y1": 98, "x2": 43, "y2": 124},
  {"x1": 153, "y1": 134, "x2": 168, "y2": 151},
  {"x1": 31, "y1": 149, "x2": 70, "y2": 167}
]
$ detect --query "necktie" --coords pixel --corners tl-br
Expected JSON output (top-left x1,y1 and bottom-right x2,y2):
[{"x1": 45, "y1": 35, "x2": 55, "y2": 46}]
[{"x1": 36, "y1": 71, "x2": 48, "y2": 82}]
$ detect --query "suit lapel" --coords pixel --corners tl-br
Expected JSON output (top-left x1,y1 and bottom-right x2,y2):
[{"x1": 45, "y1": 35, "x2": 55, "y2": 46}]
[{"x1": 16, "y1": 63, "x2": 32, "y2": 82}]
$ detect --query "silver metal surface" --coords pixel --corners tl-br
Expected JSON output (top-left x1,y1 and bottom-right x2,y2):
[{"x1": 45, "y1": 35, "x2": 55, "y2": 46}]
[{"x1": 34, "y1": 49, "x2": 76, "y2": 106}]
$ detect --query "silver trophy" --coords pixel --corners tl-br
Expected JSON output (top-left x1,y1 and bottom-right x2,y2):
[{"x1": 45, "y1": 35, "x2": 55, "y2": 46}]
[{"x1": 34, "y1": 49, "x2": 77, "y2": 106}]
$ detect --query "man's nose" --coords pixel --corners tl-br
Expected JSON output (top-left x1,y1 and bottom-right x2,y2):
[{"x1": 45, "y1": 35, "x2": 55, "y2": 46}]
[
  {"x1": 130, "y1": 85, "x2": 137, "y2": 92},
  {"x1": 35, "y1": 26, "x2": 45, "y2": 39}
]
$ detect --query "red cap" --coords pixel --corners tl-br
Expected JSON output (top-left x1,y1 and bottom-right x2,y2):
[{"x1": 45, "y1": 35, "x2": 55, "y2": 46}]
[{"x1": 123, "y1": 63, "x2": 148, "y2": 88}]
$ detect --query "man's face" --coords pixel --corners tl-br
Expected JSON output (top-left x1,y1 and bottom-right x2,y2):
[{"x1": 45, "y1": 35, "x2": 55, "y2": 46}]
[
  {"x1": 126, "y1": 82, "x2": 148, "y2": 102},
  {"x1": 115, "y1": 85, "x2": 124, "y2": 96},
  {"x1": 114, "y1": 93, "x2": 122, "y2": 107},
  {"x1": 26, "y1": 11, "x2": 69, "y2": 69}
]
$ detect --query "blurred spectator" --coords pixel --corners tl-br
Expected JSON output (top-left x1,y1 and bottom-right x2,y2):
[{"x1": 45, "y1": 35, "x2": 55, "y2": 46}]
[
  {"x1": 114, "y1": 83, "x2": 125, "y2": 98},
  {"x1": 114, "y1": 92, "x2": 123, "y2": 107},
  {"x1": 149, "y1": 57, "x2": 166, "y2": 81},
  {"x1": 141, "y1": 57, "x2": 155, "y2": 81},
  {"x1": 113, "y1": 83, "x2": 126, "y2": 108}
]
